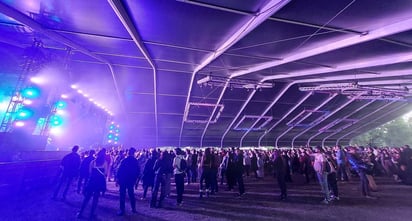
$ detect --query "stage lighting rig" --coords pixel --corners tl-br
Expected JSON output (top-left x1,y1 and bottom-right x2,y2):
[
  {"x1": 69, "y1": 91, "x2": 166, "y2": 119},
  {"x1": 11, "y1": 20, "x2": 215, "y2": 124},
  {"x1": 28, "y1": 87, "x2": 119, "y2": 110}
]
[
  {"x1": 299, "y1": 82, "x2": 411, "y2": 101},
  {"x1": 197, "y1": 75, "x2": 273, "y2": 89},
  {"x1": 299, "y1": 83, "x2": 358, "y2": 92}
]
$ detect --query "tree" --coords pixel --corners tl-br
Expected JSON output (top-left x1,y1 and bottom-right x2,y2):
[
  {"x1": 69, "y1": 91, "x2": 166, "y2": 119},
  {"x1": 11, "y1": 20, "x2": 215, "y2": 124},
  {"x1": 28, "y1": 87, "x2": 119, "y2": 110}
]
[{"x1": 351, "y1": 116, "x2": 412, "y2": 147}]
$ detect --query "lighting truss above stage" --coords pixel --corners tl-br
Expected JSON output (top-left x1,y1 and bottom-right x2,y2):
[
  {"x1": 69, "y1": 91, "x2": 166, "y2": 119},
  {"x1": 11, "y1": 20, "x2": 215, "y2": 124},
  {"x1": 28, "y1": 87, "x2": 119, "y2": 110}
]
[
  {"x1": 197, "y1": 75, "x2": 273, "y2": 89},
  {"x1": 299, "y1": 83, "x2": 358, "y2": 91},
  {"x1": 299, "y1": 82, "x2": 411, "y2": 101}
]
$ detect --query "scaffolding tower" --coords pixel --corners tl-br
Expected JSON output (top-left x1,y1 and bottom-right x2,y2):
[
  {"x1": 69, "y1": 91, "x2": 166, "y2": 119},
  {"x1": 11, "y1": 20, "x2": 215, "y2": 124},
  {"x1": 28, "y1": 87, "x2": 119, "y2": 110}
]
[{"x1": 0, "y1": 40, "x2": 46, "y2": 132}]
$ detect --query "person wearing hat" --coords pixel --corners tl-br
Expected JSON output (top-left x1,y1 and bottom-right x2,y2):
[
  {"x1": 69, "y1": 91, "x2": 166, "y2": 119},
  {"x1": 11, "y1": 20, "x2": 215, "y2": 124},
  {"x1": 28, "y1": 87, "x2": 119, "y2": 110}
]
[
  {"x1": 173, "y1": 148, "x2": 186, "y2": 206},
  {"x1": 116, "y1": 148, "x2": 140, "y2": 216}
]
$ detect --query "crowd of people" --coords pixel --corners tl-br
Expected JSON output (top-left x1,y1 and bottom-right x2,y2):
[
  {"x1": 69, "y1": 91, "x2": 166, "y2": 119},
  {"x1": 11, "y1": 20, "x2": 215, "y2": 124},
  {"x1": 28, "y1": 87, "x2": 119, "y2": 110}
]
[{"x1": 51, "y1": 144, "x2": 412, "y2": 219}]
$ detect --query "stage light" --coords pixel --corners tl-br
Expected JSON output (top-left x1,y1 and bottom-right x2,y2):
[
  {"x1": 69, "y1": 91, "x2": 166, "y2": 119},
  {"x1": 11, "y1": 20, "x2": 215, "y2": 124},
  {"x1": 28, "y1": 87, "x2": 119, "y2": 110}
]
[
  {"x1": 15, "y1": 121, "x2": 25, "y2": 127},
  {"x1": 114, "y1": 137, "x2": 119, "y2": 141},
  {"x1": 21, "y1": 87, "x2": 41, "y2": 99},
  {"x1": 89, "y1": 98, "x2": 94, "y2": 102},
  {"x1": 23, "y1": 100, "x2": 33, "y2": 105},
  {"x1": 61, "y1": 94, "x2": 68, "y2": 99},
  {"x1": 71, "y1": 84, "x2": 78, "y2": 89},
  {"x1": 108, "y1": 134, "x2": 113, "y2": 139},
  {"x1": 50, "y1": 115, "x2": 63, "y2": 126},
  {"x1": 77, "y1": 90, "x2": 83, "y2": 94},
  {"x1": 56, "y1": 110, "x2": 65, "y2": 115},
  {"x1": 30, "y1": 77, "x2": 44, "y2": 84},
  {"x1": 16, "y1": 108, "x2": 34, "y2": 120},
  {"x1": 55, "y1": 100, "x2": 67, "y2": 109}
]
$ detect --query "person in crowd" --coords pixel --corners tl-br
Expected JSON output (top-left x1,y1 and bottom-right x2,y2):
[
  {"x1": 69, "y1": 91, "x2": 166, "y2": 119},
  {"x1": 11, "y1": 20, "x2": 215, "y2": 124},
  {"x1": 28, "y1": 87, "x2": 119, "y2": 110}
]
[
  {"x1": 219, "y1": 150, "x2": 228, "y2": 185},
  {"x1": 347, "y1": 146, "x2": 377, "y2": 199},
  {"x1": 135, "y1": 151, "x2": 148, "y2": 190},
  {"x1": 77, "y1": 149, "x2": 108, "y2": 219},
  {"x1": 173, "y1": 148, "x2": 186, "y2": 206},
  {"x1": 191, "y1": 149, "x2": 198, "y2": 183},
  {"x1": 210, "y1": 149, "x2": 219, "y2": 194},
  {"x1": 234, "y1": 148, "x2": 245, "y2": 197},
  {"x1": 105, "y1": 150, "x2": 113, "y2": 182},
  {"x1": 185, "y1": 149, "x2": 193, "y2": 184},
  {"x1": 141, "y1": 150, "x2": 157, "y2": 199},
  {"x1": 225, "y1": 149, "x2": 236, "y2": 191},
  {"x1": 251, "y1": 152, "x2": 258, "y2": 180},
  {"x1": 164, "y1": 151, "x2": 174, "y2": 198},
  {"x1": 199, "y1": 148, "x2": 213, "y2": 198},
  {"x1": 284, "y1": 152, "x2": 293, "y2": 183},
  {"x1": 150, "y1": 151, "x2": 168, "y2": 208},
  {"x1": 299, "y1": 150, "x2": 310, "y2": 183},
  {"x1": 77, "y1": 149, "x2": 95, "y2": 194},
  {"x1": 256, "y1": 153, "x2": 265, "y2": 180},
  {"x1": 325, "y1": 151, "x2": 339, "y2": 200},
  {"x1": 335, "y1": 145, "x2": 349, "y2": 181},
  {"x1": 291, "y1": 150, "x2": 300, "y2": 174},
  {"x1": 273, "y1": 150, "x2": 287, "y2": 200},
  {"x1": 116, "y1": 148, "x2": 140, "y2": 216},
  {"x1": 53, "y1": 145, "x2": 81, "y2": 200},
  {"x1": 312, "y1": 146, "x2": 331, "y2": 204},
  {"x1": 111, "y1": 150, "x2": 125, "y2": 182},
  {"x1": 243, "y1": 151, "x2": 251, "y2": 177}
]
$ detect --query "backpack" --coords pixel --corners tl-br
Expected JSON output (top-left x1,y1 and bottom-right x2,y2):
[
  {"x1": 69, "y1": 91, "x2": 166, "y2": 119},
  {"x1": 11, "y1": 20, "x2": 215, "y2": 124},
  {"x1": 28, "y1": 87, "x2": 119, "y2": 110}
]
[{"x1": 179, "y1": 158, "x2": 187, "y2": 172}]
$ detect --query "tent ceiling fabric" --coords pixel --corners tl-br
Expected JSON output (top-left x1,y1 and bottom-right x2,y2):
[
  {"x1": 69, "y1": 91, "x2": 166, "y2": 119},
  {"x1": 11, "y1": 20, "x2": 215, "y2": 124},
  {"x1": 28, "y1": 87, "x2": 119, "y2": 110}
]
[{"x1": 1, "y1": 0, "x2": 412, "y2": 147}]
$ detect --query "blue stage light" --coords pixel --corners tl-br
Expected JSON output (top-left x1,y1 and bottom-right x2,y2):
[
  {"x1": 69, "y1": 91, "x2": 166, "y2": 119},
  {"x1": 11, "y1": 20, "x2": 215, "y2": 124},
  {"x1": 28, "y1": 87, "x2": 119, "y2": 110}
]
[
  {"x1": 50, "y1": 115, "x2": 63, "y2": 126},
  {"x1": 55, "y1": 100, "x2": 67, "y2": 109},
  {"x1": 15, "y1": 107, "x2": 34, "y2": 120},
  {"x1": 21, "y1": 87, "x2": 41, "y2": 99}
]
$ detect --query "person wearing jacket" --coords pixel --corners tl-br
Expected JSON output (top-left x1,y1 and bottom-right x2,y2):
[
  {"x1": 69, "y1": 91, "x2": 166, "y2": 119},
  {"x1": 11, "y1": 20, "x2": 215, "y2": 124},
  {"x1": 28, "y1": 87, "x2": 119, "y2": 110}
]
[
  {"x1": 150, "y1": 151, "x2": 169, "y2": 208},
  {"x1": 347, "y1": 146, "x2": 377, "y2": 199},
  {"x1": 116, "y1": 148, "x2": 140, "y2": 216},
  {"x1": 53, "y1": 145, "x2": 81, "y2": 201}
]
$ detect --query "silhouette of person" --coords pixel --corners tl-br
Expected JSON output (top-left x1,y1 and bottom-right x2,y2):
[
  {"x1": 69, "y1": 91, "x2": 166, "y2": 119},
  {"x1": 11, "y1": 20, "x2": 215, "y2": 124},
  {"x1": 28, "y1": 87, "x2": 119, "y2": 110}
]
[
  {"x1": 77, "y1": 149, "x2": 108, "y2": 219},
  {"x1": 116, "y1": 148, "x2": 140, "y2": 216},
  {"x1": 53, "y1": 145, "x2": 81, "y2": 200}
]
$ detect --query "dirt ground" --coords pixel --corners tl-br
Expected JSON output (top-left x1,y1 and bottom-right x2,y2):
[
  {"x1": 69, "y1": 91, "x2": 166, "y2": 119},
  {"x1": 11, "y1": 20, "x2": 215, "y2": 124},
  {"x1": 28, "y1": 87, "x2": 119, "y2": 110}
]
[{"x1": 1, "y1": 175, "x2": 411, "y2": 221}]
